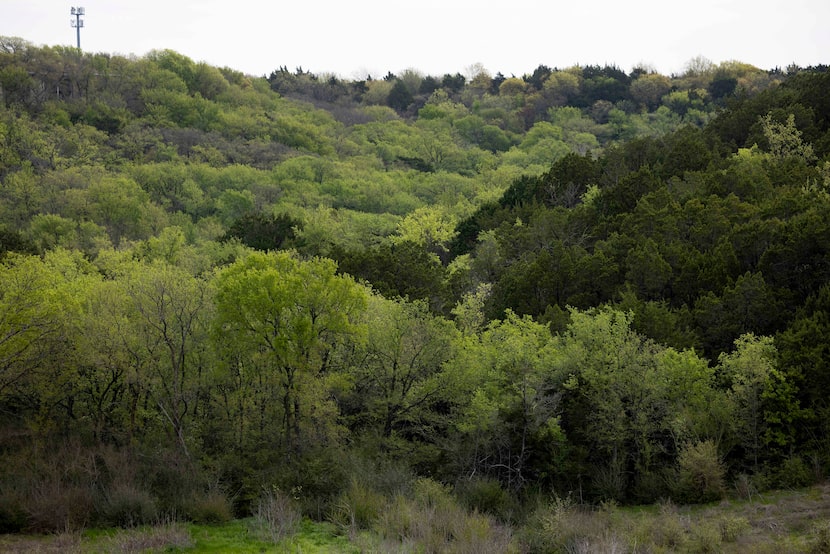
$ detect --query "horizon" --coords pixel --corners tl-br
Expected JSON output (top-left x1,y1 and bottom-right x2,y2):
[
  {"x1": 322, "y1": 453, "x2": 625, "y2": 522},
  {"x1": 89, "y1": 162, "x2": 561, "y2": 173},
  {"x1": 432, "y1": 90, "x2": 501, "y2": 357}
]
[{"x1": 1, "y1": 1, "x2": 827, "y2": 80}]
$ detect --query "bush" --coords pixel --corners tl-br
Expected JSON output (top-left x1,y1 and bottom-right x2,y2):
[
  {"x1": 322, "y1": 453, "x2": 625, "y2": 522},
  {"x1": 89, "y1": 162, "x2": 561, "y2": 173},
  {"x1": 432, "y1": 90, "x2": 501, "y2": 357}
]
[
  {"x1": 270, "y1": 448, "x2": 348, "y2": 518},
  {"x1": 138, "y1": 449, "x2": 202, "y2": 515},
  {"x1": 373, "y1": 482, "x2": 513, "y2": 554},
  {"x1": 733, "y1": 473, "x2": 759, "y2": 501},
  {"x1": 329, "y1": 478, "x2": 385, "y2": 533},
  {"x1": 102, "y1": 520, "x2": 193, "y2": 553},
  {"x1": 0, "y1": 490, "x2": 27, "y2": 533},
  {"x1": 185, "y1": 489, "x2": 233, "y2": 524},
  {"x1": 592, "y1": 455, "x2": 627, "y2": 502},
  {"x1": 645, "y1": 501, "x2": 687, "y2": 550},
  {"x1": 454, "y1": 476, "x2": 516, "y2": 521},
  {"x1": 688, "y1": 522, "x2": 723, "y2": 553},
  {"x1": 24, "y1": 480, "x2": 95, "y2": 532},
  {"x1": 718, "y1": 515, "x2": 750, "y2": 542},
  {"x1": 251, "y1": 488, "x2": 302, "y2": 544},
  {"x1": 674, "y1": 440, "x2": 725, "y2": 503},
  {"x1": 411, "y1": 477, "x2": 454, "y2": 511},
  {"x1": 97, "y1": 484, "x2": 158, "y2": 527},
  {"x1": 517, "y1": 496, "x2": 610, "y2": 554},
  {"x1": 773, "y1": 455, "x2": 814, "y2": 489},
  {"x1": 809, "y1": 519, "x2": 830, "y2": 554}
]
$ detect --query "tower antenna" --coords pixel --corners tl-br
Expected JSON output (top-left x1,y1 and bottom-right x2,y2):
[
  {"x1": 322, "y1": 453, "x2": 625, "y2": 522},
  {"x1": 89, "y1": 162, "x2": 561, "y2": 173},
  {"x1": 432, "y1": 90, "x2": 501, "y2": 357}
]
[{"x1": 70, "y1": 7, "x2": 85, "y2": 49}]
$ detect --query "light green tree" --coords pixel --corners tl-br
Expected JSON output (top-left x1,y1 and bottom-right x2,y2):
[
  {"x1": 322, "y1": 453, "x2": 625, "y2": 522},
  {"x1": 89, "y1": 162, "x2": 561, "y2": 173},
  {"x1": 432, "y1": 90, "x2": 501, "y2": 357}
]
[
  {"x1": 556, "y1": 308, "x2": 722, "y2": 501},
  {"x1": 213, "y1": 251, "x2": 367, "y2": 457},
  {"x1": 451, "y1": 311, "x2": 563, "y2": 489},
  {"x1": 391, "y1": 205, "x2": 458, "y2": 261},
  {"x1": 122, "y1": 260, "x2": 212, "y2": 457},
  {"x1": 718, "y1": 333, "x2": 803, "y2": 470},
  {"x1": 760, "y1": 112, "x2": 815, "y2": 161},
  {"x1": 347, "y1": 296, "x2": 457, "y2": 442},
  {"x1": 0, "y1": 254, "x2": 75, "y2": 401}
]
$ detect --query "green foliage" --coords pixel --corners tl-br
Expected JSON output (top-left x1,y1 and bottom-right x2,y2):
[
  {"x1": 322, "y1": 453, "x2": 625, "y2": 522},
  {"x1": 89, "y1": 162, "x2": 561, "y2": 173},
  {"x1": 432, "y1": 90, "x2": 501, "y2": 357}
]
[
  {"x1": 719, "y1": 333, "x2": 805, "y2": 468},
  {"x1": 387, "y1": 80, "x2": 414, "y2": 113},
  {"x1": 556, "y1": 308, "x2": 722, "y2": 502},
  {"x1": 222, "y1": 211, "x2": 301, "y2": 251},
  {"x1": 213, "y1": 251, "x2": 367, "y2": 457},
  {"x1": 330, "y1": 478, "x2": 385, "y2": 532},
  {"x1": 343, "y1": 296, "x2": 457, "y2": 443},
  {"x1": 449, "y1": 311, "x2": 565, "y2": 489},
  {"x1": 1, "y1": 42, "x2": 830, "y2": 540},
  {"x1": 674, "y1": 440, "x2": 726, "y2": 503},
  {"x1": 98, "y1": 484, "x2": 159, "y2": 527},
  {"x1": 185, "y1": 489, "x2": 234, "y2": 524}
]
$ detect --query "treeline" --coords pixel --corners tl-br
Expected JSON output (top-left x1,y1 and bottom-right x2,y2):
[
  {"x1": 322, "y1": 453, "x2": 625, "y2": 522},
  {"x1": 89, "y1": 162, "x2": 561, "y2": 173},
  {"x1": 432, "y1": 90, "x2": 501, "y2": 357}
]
[
  {"x1": 1, "y1": 35, "x2": 830, "y2": 541},
  {"x1": 0, "y1": 248, "x2": 817, "y2": 528}
]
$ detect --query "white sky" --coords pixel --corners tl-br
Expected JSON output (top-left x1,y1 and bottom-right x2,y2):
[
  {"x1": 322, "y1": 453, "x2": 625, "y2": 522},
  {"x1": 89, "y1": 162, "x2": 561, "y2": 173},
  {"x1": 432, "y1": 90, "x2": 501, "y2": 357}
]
[{"x1": 1, "y1": 0, "x2": 828, "y2": 79}]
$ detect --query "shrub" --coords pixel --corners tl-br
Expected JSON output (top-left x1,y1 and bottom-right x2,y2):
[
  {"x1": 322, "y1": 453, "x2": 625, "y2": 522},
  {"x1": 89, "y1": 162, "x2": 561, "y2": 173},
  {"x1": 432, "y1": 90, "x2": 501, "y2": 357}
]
[
  {"x1": 0, "y1": 488, "x2": 27, "y2": 533},
  {"x1": 718, "y1": 515, "x2": 750, "y2": 542},
  {"x1": 330, "y1": 478, "x2": 385, "y2": 533},
  {"x1": 24, "y1": 480, "x2": 95, "y2": 532},
  {"x1": 646, "y1": 501, "x2": 687, "y2": 550},
  {"x1": 773, "y1": 455, "x2": 814, "y2": 489},
  {"x1": 517, "y1": 496, "x2": 610, "y2": 554},
  {"x1": 374, "y1": 493, "x2": 418, "y2": 543},
  {"x1": 271, "y1": 448, "x2": 348, "y2": 518},
  {"x1": 251, "y1": 487, "x2": 302, "y2": 544},
  {"x1": 97, "y1": 484, "x2": 158, "y2": 527},
  {"x1": 688, "y1": 522, "x2": 723, "y2": 553},
  {"x1": 451, "y1": 510, "x2": 513, "y2": 554},
  {"x1": 733, "y1": 473, "x2": 759, "y2": 501},
  {"x1": 411, "y1": 477, "x2": 454, "y2": 511},
  {"x1": 138, "y1": 449, "x2": 202, "y2": 515},
  {"x1": 674, "y1": 440, "x2": 725, "y2": 503},
  {"x1": 374, "y1": 484, "x2": 513, "y2": 554},
  {"x1": 809, "y1": 519, "x2": 830, "y2": 554},
  {"x1": 454, "y1": 476, "x2": 516, "y2": 521},
  {"x1": 593, "y1": 455, "x2": 627, "y2": 502},
  {"x1": 185, "y1": 489, "x2": 233, "y2": 524}
]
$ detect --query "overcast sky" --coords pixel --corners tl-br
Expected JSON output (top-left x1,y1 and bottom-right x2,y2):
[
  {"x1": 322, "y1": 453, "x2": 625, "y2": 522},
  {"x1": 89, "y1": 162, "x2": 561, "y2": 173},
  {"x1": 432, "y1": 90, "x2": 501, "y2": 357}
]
[{"x1": 2, "y1": 0, "x2": 828, "y2": 79}]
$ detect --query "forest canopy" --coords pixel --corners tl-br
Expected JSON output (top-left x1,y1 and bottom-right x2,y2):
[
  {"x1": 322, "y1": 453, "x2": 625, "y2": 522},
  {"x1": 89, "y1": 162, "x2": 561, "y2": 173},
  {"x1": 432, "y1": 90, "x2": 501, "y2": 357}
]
[{"x1": 1, "y1": 36, "x2": 829, "y2": 543}]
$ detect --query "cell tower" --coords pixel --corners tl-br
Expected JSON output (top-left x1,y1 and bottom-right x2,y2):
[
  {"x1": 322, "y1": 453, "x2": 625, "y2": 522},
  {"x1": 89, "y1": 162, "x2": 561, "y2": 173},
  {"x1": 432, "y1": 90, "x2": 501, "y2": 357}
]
[{"x1": 70, "y1": 7, "x2": 85, "y2": 49}]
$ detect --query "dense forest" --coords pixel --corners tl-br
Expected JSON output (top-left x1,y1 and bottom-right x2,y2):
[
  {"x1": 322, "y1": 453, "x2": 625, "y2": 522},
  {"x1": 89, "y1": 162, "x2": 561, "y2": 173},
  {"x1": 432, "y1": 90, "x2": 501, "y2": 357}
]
[{"x1": 1, "y1": 35, "x2": 830, "y2": 551}]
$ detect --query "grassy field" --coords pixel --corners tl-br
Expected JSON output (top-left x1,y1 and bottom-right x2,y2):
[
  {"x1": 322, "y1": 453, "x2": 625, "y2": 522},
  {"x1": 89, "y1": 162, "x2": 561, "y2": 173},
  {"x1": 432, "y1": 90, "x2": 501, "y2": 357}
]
[{"x1": 1, "y1": 483, "x2": 829, "y2": 553}]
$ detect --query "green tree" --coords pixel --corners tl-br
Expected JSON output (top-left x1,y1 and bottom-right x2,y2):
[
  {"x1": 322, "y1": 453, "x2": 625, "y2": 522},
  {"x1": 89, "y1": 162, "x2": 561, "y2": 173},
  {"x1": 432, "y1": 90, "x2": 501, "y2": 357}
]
[
  {"x1": 0, "y1": 254, "x2": 74, "y2": 403},
  {"x1": 71, "y1": 275, "x2": 133, "y2": 444},
  {"x1": 775, "y1": 282, "x2": 830, "y2": 450},
  {"x1": 222, "y1": 212, "x2": 300, "y2": 251},
  {"x1": 123, "y1": 260, "x2": 212, "y2": 457},
  {"x1": 718, "y1": 334, "x2": 801, "y2": 470},
  {"x1": 556, "y1": 308, "x2": 721, "y2": 502},
  {"x1": 213, "y1": 251, "x2": 367, "y2": 458},
  {"x1": 630, "y1": 73, "x2": 672, "y2": 111},
  {"x1": 345, "y1": 296, "x2": 457, "y2": 443},
  {"x1": 387, "y1": 79, "x2": 414, "y2": 112},
  {"x1": 391, "y1": 206, "x2": 458, "y2": 262},
  {"x1": 760, "y1": 112, "x2": 815, "y2": 161},
  {"x1": 450, "y1": 311, "x2": 564, "y2": 489}
]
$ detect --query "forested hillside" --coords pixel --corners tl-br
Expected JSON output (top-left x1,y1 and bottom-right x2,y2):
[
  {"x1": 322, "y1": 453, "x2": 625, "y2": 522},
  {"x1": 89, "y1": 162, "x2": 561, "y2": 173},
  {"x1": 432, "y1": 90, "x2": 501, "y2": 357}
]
[{"x1": 2, "y1": 36, "x2": 830, "y2": 551}]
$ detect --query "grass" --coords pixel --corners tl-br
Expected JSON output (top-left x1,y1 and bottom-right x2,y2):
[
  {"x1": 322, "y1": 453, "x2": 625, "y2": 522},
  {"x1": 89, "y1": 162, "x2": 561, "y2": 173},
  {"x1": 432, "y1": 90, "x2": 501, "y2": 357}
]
[
  {"x1": 0, "y1": 518, "x2": 356, "y2": 553},
  {"x1": 2, "y1": 482, "x2": 829, "y2": 553}
]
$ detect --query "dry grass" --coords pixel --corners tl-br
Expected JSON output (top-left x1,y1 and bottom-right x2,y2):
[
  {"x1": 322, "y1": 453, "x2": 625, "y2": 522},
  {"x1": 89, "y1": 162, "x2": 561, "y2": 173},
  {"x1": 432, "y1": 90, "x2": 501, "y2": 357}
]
[
  {"x1": 96, "y1": 522, "x2": 193, "y2": 553},
  {"x1": 517, "y1": 482, "x2": 830, "y2": 553},
  {"x1": 0, "y1": 531, "x2": 83, "y2": 553},
  {"x1": 0, "y1": 522, "x2": 191, "y2": 554}
]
